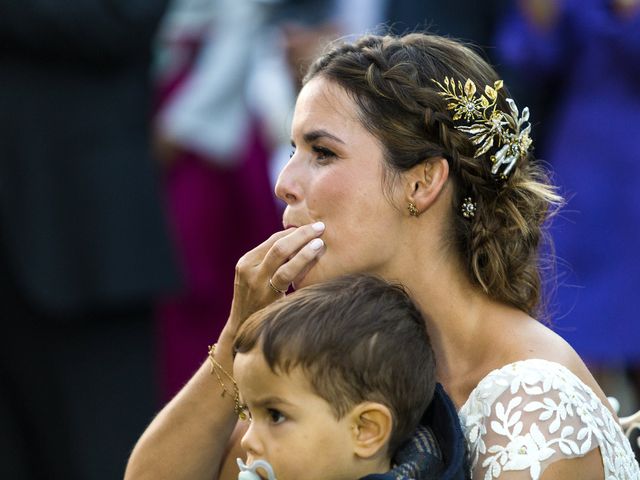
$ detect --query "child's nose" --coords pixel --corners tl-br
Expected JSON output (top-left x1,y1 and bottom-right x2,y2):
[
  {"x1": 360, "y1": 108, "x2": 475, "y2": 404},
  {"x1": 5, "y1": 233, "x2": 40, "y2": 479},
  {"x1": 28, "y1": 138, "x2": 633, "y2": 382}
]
[{"x1": 240, "y1": 422, "x2": 262, "y2": 457}]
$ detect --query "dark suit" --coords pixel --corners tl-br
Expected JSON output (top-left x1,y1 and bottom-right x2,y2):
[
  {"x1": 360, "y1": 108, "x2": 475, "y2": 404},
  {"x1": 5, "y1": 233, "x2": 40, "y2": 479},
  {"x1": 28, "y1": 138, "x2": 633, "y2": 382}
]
[{"x1": 0, "y1": 2, "x2": 178, "y2": 478}]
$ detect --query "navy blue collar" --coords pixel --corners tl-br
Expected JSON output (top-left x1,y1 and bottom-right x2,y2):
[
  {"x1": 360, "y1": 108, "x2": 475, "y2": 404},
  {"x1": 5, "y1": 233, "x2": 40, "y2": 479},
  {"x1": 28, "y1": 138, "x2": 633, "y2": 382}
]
[
  {"x1": 360, "y1": 384, "x2": 468, "y2": 480},
  {"x1": 422, "y1": 384, "x2": 468, "y2": 479}
]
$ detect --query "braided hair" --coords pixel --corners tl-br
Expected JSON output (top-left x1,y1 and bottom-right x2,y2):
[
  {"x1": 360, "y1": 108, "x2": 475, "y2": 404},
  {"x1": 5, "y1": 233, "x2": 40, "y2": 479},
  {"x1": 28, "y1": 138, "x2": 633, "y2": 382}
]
[{"x1": 304, "y1": 34, "x2": 562, "y2": 317}]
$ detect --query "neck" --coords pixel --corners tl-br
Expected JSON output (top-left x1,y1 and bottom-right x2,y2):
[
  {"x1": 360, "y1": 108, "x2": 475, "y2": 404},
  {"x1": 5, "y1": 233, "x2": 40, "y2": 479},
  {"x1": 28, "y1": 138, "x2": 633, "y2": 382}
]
[
  {"x1": 383, "y1": 245, "x2": 521, "y2": 406},
  {"x1": 404, "y1": 258, "x2": 487, "y2": 373},
  {"x1": 382, "y1": 190, "x2": 535, "y2": 406},
  {"x1": 353, "y1": 456, "x2": 391, "y2": 479}
]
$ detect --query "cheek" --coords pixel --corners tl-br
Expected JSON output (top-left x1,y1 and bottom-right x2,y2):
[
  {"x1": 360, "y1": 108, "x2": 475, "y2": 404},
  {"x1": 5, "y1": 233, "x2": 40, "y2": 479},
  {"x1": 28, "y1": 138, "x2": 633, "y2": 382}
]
[
  {"x1": 301, "y1": 168, "x2": 400, "y2": 284},
  {"x1": 306, "y1": 170, "x2": 349, "y2": 217},
  {"x1": 319, "y1": 198, "x2": 395, "y2": 260},
  {"x1": 267, "y1": 436, "x2": 314, "y2": 480},
  {"x1": 306, "y1": 175, "x2": 358, "y2": 252},
  {"x1": 307, "y1": 171, "x2": 375, "y2": 239},
  {"x1": 274, "y1": 434, "x2": 347, "y2": 480}
]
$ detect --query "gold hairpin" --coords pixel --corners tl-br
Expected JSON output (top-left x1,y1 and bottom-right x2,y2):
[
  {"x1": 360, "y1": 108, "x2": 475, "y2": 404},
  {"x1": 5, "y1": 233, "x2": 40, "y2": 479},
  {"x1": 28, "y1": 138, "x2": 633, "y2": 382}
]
[{"x1": 432, "y1": 77, "x2": 532, "y2": 179}]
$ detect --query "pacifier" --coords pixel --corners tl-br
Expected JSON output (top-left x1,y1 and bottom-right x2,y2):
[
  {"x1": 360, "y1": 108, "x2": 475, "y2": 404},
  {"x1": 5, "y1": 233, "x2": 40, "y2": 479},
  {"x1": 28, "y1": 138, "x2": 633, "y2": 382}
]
[{"x1": 237, "y1": 458, "x2": 277, "y2": 480}]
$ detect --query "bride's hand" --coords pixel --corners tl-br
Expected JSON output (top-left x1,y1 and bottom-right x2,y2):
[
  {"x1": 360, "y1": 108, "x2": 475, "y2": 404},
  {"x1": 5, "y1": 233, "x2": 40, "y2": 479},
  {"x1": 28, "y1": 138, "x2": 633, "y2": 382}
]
[{"x1": 224, "y1": 221, "x2": 326, "y2": 336}]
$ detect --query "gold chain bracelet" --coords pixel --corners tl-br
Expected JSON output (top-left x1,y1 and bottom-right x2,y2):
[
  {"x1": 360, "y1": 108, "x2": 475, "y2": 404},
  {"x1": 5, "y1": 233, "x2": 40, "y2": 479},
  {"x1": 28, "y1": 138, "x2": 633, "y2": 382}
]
[{"x1": 207, "y1": 344, "x2": 247, "y2": 420}]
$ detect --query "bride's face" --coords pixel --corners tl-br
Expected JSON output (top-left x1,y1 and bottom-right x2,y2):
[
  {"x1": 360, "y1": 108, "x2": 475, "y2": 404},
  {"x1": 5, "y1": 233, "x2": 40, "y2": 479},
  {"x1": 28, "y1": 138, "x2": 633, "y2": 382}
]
[{"x1": 275, "y1": 77, "x2": 406, "y2": 288}]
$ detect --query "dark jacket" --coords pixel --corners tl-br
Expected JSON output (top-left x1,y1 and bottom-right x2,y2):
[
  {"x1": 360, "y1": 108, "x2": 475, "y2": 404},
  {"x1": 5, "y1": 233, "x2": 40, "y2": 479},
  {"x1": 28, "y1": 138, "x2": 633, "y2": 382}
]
[{"x1": 0, "y1": 0, "x2": 178, "y2": 314}]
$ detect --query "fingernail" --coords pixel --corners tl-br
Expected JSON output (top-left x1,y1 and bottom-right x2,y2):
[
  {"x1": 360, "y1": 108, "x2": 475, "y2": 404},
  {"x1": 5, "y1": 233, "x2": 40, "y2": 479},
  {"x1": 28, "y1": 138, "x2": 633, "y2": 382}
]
[
  {"x1": 309, "y1": 238, "x2": 324, "y2": 251},
  {"x1": 312, "y1": 221, "x2": 325, "y2": 233}
]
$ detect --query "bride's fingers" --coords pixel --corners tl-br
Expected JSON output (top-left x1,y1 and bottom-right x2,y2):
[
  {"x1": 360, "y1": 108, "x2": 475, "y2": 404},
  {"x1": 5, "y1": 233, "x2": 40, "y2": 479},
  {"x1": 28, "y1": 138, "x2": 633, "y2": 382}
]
[
  {"x1": 260, "y1": 222, "x2": 325, "y2": 272},
  {"x1": 240, "y1": 228, "x2": 296, "y2": 265},
  {"x1": 229, "y1": 223, "x2": 324, "y2": 324},
  {"x1": 269, "y1": 237, "x2": 324, "y2": 291},
  {"x1": 234, "y1": 222, "x2": 324, "y2": 296},
  {"x1": 234, "y1": 228, "x2": 296, "y2": 299}
]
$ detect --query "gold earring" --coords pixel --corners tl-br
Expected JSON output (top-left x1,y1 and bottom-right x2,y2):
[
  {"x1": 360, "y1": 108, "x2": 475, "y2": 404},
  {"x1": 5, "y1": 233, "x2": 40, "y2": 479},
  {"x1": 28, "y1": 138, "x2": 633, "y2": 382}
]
[{"x1": 408, "y1": 202, "x2": 419, "y2": 217}]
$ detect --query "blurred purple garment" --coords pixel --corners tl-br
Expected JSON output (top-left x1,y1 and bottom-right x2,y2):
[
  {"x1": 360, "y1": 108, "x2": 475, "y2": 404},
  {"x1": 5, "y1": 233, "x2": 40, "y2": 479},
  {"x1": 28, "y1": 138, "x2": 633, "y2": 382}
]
[
  {"x1": 157, "y1": 128, "x2": 279, "y2": 400},
  {"x1": 153, "y1": 42, "x2": 280, "y2": 399},
  {"x1": 497, "y1": 0, "x2": 640, "y2": 362},
  {"x1": 151, "y1": 0, "x2": 283, "y2": 400}
]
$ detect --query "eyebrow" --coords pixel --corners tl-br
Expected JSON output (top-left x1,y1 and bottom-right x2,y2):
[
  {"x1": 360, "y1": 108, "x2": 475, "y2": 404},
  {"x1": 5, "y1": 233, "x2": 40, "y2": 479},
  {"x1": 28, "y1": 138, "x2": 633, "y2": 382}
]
[
  {"x1": 250, "y1": 395, "x2": 295, "y2": 409},
  {"x1": 292, "y1": 129, "x2": 345, "y2": 146}
]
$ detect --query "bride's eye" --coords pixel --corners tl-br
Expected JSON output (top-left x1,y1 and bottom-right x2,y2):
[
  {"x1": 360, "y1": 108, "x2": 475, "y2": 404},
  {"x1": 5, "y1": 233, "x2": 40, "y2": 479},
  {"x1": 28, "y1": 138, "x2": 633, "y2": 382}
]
[{"x1": 312, "y1": 146, "x2": 336, "y2": 162}]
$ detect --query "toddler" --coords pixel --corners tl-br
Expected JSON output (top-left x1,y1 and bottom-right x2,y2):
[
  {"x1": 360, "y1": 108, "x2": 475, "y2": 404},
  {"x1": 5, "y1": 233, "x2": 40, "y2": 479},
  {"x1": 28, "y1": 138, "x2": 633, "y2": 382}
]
[{"x1": 231, "y1": 274, "x2": 443, "y2": 480}]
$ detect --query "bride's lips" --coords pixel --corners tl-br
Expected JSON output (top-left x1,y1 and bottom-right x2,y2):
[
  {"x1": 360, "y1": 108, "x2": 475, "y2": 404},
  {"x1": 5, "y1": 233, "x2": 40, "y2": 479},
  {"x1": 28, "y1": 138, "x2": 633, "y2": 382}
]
[{"x1": 283, "y1": 219, "x2": 318, "y2": 230}]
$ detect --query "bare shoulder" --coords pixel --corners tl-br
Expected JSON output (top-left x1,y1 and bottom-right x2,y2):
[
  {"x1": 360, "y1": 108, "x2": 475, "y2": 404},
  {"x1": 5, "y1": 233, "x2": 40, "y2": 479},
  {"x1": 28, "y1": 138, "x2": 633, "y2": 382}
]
[
  {"x1": 447, "y1": 306, "x2": 608, "y2": 409},
  {"x1": 500, "y1": 315, "x2": 610, "y2": 407},
  {"x1": 513, "y1": 317, "x2": 579, "y2": 363}
]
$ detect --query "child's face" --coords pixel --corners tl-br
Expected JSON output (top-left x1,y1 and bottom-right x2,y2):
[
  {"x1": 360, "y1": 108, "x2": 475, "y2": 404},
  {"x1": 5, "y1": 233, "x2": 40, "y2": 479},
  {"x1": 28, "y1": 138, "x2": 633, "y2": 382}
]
[{"x1": 234, "y1": 349, "x2": 358, "y2": 480}]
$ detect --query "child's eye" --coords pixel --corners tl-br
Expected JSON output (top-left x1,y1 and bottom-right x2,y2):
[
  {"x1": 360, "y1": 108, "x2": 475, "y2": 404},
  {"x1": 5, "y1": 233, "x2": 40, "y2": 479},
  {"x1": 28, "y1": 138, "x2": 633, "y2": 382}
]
[{"x1": 267, "y1": 408, "x2": 285, "y2": 424}]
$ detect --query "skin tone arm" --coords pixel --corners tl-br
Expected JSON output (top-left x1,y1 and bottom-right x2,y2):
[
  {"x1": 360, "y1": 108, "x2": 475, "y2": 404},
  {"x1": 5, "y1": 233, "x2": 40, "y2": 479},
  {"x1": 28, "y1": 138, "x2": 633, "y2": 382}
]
[{"x1": 124, "y1": 224, "x2": 325, "y2": 480}]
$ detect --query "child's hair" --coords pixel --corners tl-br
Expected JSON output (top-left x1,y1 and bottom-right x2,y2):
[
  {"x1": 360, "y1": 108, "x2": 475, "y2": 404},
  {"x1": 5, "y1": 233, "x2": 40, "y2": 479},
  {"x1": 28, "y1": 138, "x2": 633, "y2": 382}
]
[{"x1": 234, "y1": 274, "x2": 436, "y2": 455}]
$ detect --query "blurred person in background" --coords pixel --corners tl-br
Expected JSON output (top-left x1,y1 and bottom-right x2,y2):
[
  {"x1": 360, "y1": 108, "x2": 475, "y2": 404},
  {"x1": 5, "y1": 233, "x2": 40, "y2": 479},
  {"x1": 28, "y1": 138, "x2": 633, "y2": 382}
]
[
  {"x1": 152, "y1": 0, "x2": 295, "y2": 401},
  {"x1": 279, "y1": 0, "x2": 507, "y2": 93},
  {"x1": 496, "y1": 0, "x2": 640, "y2": 417},
  {"x1": 0, "y1": 1, "x2": 179, "y2": 479}
]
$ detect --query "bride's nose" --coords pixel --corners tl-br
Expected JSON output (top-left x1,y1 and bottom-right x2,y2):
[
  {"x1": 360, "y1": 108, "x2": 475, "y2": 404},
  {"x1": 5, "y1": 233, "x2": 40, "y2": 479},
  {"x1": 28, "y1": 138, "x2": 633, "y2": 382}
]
[{"x1": 274, "y1": 155, "x2": 303, "y2": 206}]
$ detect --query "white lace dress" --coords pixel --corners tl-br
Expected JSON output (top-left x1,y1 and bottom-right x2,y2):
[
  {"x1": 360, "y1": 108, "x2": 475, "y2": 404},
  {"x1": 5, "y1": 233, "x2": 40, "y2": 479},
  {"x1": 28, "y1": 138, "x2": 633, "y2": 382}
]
[{"x1": 458, "y1": 359, "x2": 639, "y2": 479}]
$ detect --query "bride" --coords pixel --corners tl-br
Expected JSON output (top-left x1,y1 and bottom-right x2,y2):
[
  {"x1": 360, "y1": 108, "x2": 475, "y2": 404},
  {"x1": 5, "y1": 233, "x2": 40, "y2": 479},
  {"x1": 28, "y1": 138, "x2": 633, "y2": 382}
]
[{"x1": 126, "y1": 33, "x2": 639, "y2": 480}]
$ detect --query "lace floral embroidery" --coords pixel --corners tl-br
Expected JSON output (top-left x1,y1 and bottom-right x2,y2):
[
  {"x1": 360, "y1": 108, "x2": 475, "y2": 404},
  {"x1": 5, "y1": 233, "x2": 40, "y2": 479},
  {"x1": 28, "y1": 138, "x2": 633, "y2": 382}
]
[{"x1": 458, "y1": 359, "x2": 640, "y2": 480}]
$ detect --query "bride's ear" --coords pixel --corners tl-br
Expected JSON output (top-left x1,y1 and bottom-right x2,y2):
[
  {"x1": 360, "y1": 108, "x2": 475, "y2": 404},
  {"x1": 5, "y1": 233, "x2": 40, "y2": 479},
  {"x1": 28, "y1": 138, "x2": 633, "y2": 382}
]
[{"x1": 405, "y1": 158, "x2": 449, "y2": 216}]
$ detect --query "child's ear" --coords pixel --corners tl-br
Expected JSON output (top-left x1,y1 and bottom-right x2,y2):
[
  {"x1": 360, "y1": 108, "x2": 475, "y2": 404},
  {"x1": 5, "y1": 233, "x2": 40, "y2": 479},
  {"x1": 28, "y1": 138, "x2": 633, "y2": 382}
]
[{"x1": 349, "y1": 402, "x2": 393, "y2": 459}]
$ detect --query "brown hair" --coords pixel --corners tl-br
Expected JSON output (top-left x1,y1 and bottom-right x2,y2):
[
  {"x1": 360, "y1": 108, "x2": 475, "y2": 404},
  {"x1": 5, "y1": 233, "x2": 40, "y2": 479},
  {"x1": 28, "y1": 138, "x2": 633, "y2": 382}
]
[
  {"x1": 304, "y1": 33, "x2": 562, "y2": 317},
  {"x1": 234, "y1": 274, "x2": 435, "y2": 455}
]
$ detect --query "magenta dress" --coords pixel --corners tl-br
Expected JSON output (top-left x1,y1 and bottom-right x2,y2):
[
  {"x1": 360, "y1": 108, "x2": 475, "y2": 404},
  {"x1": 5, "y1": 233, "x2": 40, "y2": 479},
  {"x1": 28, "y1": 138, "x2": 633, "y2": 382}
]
[{"x1": 154, "y1": 44, "x2": 281, "y2": 400}]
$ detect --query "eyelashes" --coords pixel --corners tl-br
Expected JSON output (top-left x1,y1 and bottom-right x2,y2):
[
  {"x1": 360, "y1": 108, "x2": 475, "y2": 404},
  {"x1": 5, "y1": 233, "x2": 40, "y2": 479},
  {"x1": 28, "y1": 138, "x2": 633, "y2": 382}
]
[
  {"x1": 267, "y1": 408, "x2": 286, "y2": 424},
  {"x1": 312, "y1": 146, "x2": 335, "y2": 160},
  {"x1": 288, "y1": 145, "x2": 337, "y2": 162},
  {"x1": 238, "y1": 405, "x2": 286, "y2": 425}
]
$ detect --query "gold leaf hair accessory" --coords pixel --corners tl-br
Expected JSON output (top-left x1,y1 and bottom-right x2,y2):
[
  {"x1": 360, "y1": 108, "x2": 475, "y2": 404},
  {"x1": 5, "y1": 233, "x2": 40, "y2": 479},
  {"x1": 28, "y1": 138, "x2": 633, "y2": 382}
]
[{"x1": 432, "y1": 77, "x2": 532, "y2": 179}]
